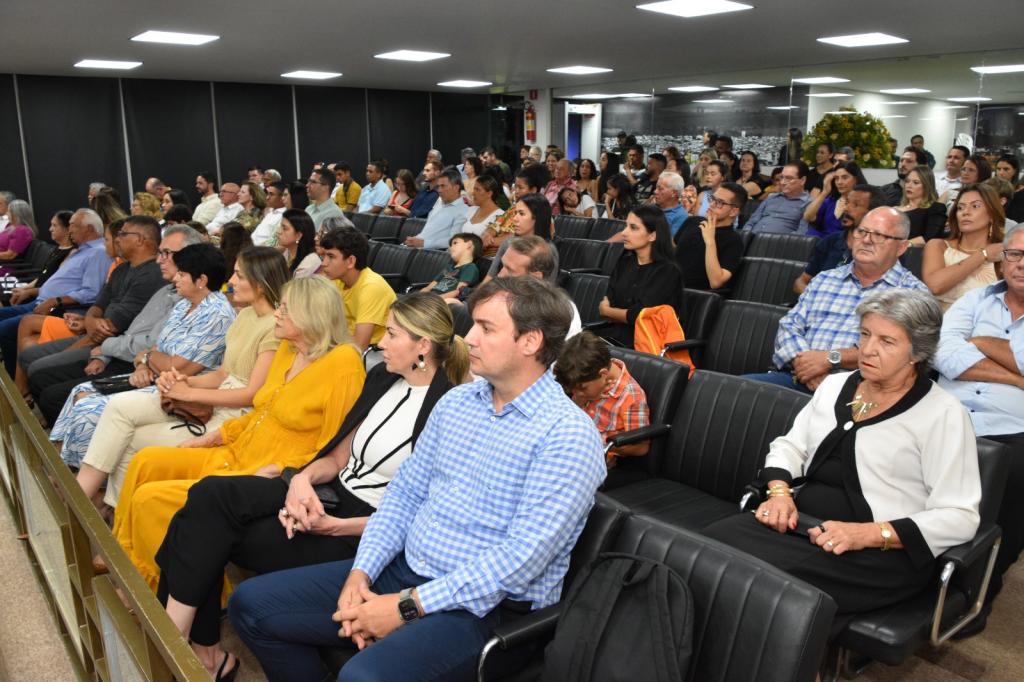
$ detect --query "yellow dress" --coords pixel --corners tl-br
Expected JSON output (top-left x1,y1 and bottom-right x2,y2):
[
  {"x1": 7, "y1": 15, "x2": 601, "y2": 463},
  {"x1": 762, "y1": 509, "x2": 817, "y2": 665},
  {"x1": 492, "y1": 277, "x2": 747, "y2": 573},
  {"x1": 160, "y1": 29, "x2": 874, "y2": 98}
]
[{"x1": 112, "y1": 340, "x2": 365, "y2": 590}]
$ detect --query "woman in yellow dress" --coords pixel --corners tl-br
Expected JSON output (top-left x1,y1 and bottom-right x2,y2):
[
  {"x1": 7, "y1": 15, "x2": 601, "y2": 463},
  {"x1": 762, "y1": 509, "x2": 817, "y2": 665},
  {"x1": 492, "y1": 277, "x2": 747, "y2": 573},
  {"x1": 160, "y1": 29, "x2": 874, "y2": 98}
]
[{"x1": 112, "y1": 276, "x2": 366, "y2": 590}]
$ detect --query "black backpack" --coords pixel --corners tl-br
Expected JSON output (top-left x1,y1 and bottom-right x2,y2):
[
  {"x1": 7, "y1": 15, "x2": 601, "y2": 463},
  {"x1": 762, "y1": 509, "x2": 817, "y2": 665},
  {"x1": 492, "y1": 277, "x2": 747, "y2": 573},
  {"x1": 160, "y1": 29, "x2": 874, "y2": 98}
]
[{"x1": 540, "y1": 553, "x2": 695, "y2": 682}]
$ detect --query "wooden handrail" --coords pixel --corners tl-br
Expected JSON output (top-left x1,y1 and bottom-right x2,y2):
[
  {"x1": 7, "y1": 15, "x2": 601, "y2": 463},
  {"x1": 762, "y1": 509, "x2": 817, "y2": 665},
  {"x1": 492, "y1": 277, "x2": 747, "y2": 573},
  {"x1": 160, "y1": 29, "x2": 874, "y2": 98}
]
[{"x1": 0, "y1": 371, "x2": 206, "y2": 681}]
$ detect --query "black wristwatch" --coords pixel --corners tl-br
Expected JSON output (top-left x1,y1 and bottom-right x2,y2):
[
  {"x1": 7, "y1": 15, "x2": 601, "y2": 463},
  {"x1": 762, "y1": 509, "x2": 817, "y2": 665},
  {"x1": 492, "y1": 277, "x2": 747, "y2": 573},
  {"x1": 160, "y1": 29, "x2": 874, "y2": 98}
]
[
  {"x1": 54, "y1": 296, "x2": 63, "y2": 310},
  {"x1": 398, "y1": 588, "x2": 420, "y2": 623},
  {"x1": 827, "y1": 349, "x2": 842, "y2": 369}
]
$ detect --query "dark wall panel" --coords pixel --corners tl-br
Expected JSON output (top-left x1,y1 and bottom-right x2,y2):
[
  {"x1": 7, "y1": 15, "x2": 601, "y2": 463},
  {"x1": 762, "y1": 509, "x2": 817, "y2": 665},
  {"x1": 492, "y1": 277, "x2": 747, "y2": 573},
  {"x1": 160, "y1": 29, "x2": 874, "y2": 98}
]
[
  {"x1": 0, "y1": 75, "x2": 28, "y2": 203},
  {"x1": 295, "y1": 86, "x2": 368, "y2": 180},
  {"x1": 18, "y1": 75, "x2": 128, "y2": 230},
  {"x1": 123, "y1": 79, "x2": 216, "y2": 208},
  {"x1": 214, "y1": 82, "x2": 295, "y2": 184},
  {"x1": 367, "y1": 89, "x2": 430, "y2": 177},
  {"x1": 430, "y1": 92, "x2": 491, "y2": 169}
]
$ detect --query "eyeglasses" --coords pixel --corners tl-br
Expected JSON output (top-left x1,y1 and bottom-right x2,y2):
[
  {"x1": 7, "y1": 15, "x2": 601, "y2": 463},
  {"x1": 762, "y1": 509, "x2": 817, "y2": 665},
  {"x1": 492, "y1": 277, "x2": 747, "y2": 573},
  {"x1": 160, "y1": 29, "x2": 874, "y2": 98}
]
[
  {"x1": 275, "y1": 301, "x2": 290, "y2": 318},
  {"x1": 1004, "y1": 249, "x2": 1024, "y2": 263},
  {"x1": 117, "y1": 230, "x2": 144, "y2": 240},
  {"x1": 219, "y1": 189, "x2": 238, "y2": 195},
  {"x1": 778, "y1": 175, "x2": 799, "y2": 182},
  {"x1": 852, "y1": 226, "x2": 904, "y2": 243},
  {"x1": 709, "y1": 196, "x2": 736, "y2": 209},
  {"x1": 157, "y1": 249, "x2": 176, "y2": 259}
]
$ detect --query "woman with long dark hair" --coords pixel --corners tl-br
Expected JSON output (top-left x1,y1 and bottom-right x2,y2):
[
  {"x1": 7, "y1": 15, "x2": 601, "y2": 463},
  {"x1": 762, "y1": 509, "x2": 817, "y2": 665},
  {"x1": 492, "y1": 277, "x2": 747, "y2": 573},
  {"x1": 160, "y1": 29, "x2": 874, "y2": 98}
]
[
  {"x1": 735, "y1": 151, "x2": 768, "y2": 200},
  {"x1": 482, "y1": 192, "x2": 558, "y2": 283},
  {"x1": 283, "y1": 181, "x2": 309, "y2": 211},
  {"x1": 803, "y1": 161, "x2": 867, "y2": 238},
  {"x1": 597, "y1": 151, "x2": 621, "y2": 203},
  {"x1": 604, "y1": 172, "x2": 636, "y2": 220},
  {"x1": 598, "y1": 204, "x2": 682, "y2": 348},
  {"x1": 277, "y1": 209, "x2": 319, "y2": 277}
]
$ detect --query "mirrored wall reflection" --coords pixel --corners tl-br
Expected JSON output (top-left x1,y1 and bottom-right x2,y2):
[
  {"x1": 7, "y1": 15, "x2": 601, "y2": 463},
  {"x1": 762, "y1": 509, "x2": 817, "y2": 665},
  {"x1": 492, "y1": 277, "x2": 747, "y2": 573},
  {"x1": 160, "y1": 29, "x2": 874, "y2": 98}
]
[{"x1": 549, "y1": 48, "x2": 1024, "y2": 172}]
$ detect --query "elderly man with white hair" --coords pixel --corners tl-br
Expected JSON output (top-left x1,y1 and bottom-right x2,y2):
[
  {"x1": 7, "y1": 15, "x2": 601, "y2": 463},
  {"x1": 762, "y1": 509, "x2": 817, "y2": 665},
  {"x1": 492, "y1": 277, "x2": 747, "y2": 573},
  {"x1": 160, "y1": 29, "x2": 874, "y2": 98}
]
[
  {"x1": 0, "y1": 208, "x2": 112, "y2": 375},
  {"x1": 745, "y1": 207, "x2": 928, "y2": 393},
  {"x1": 933, "y1": 222, "x2": 1024, "y2": 635}
]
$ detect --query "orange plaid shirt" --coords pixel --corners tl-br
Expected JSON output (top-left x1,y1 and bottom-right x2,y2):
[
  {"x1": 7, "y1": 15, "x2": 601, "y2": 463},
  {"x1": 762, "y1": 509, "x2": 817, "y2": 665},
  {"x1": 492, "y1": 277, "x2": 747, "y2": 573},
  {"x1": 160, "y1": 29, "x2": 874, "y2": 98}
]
[{"x1": 580, "y1": 359, "x2": 649, "y2": 466}]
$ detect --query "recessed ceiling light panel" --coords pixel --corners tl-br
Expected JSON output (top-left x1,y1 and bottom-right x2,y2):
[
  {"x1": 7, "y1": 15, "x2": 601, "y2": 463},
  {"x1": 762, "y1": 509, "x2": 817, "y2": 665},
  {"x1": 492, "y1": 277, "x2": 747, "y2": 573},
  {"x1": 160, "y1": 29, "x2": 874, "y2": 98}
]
[
  {"x1": 282, "y1": 70, "x2": 342, "y2": 80},
  {"x1": 792, "y1": 76, "x2": 849, "y2": 84},
  {"x1": 437, "y1": 80, "x2": 492, "y2": 88},
  {"x1": 374, "y1": 50, "x2": 450, "y2": 62},
  {"x1": 74, "y1": 59, "x2": 142, "y2": 70},
  {"x1": 668, "y1": 85, "x2": 719, "y2": 92},
  {"x1": 694, "y1": 98, "x2": 732, "y2": 104},
  {"x1": 131, "y1": 30, "x2": 218, "y2": 45},
  {"x1": 806, "y1": 92, "x2": 851, "y2": 98},
  {"x1": 722, "y1": 83, "x2": 773, "y2": 89},
  {"x1": 879, "y1": 88, "x2": 930, "y2": 94},
  {"x1": 971, "y1": 64, "x2": 1024, "y2": 74},
  {"x1": 826, "y1": 110, "x2": 856, "y2": 115},
  {"x1": 817, "y1": 32, "x2": 907, "y2": 47},
  {"x1": 766, "y1": 105, "x2": 799, "y2": 110},
  {"x1": 636, "y1": 0, "x2": 752, "y2": 18},
  {"x1": 947, "y1": 96, "x2": 992, "y2": 102},
  {"x1": 569, "y1": 93, "x2": 618, "y2": 99},
  {"x1": 880, "y1": 115, "x2": 907, "y2": 119},
  {"x1": 881, "y1": 101, "x2": 916, "y2": 105},
  {"x1": 547, "y1": 65, "x2": 613, "y2": 75}
]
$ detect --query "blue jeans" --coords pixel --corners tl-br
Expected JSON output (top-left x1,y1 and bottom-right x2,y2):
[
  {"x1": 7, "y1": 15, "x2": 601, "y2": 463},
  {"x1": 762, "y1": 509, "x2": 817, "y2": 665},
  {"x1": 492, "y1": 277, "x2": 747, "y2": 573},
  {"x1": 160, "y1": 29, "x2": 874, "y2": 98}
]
[
  {"x1": 743, "y1": 370, "x2": 813, "y2": 395},
  {"x1": 228, "y1": 554, "x2": 503, "y2": 682},
  {"x1": 0, "y1": 300, "x2": 39, "y2": 375}
]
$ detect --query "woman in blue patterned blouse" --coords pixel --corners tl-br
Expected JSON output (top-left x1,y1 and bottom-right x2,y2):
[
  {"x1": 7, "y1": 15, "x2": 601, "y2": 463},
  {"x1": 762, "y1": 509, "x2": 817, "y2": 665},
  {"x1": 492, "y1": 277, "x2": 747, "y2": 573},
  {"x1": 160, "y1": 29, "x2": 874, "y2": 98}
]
[{"x1": 51, "y1": 244, "x2": 236, "y2": 471}]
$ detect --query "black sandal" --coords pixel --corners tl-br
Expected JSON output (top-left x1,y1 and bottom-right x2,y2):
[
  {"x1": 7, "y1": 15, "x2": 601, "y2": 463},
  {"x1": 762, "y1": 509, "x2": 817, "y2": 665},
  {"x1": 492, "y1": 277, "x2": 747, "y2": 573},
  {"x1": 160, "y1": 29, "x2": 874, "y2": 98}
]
[{"x1": 214, "y1": 652, "x2": 240, "y2": 682}]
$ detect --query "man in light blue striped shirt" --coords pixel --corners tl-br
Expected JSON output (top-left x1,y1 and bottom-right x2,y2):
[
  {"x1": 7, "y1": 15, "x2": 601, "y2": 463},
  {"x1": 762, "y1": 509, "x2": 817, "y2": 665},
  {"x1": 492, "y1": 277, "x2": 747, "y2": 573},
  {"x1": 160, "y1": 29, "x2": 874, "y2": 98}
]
[
  {"x1": 230, "y1": 277, "x2": 605, "y2": 681},
  {"x1": 746, "y1": 207, "x2": 927, "y2": 393}
]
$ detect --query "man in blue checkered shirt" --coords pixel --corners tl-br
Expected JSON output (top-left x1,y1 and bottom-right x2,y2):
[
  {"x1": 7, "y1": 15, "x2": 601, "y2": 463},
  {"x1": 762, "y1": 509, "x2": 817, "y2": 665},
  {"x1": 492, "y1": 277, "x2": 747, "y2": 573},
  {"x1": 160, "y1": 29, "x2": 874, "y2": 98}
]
[
  {"x1": 230, "y1": 276, "x2": 606, "y2": 681},
  {"x1": 746, "y1": 207, "x2": 928, "y2": 393}
]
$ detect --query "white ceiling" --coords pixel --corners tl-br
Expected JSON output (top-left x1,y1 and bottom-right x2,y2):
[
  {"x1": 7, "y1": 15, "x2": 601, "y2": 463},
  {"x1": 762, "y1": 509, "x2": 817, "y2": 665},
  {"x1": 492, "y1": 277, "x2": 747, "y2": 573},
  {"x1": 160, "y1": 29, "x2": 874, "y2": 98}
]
[{"x1": 2, "y1": 0, "x2": 1023, "y2": 101}]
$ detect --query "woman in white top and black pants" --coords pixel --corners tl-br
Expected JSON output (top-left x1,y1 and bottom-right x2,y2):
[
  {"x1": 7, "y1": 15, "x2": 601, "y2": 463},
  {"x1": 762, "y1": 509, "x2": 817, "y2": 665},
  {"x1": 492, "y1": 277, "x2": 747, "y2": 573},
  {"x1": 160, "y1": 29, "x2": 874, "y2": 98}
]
[
  {"x1": 704, "y1": 289, "x2": 981, "y2": 615},
  {"x1": 153, "y1": 293, "x2": 468, "y2": 678}
]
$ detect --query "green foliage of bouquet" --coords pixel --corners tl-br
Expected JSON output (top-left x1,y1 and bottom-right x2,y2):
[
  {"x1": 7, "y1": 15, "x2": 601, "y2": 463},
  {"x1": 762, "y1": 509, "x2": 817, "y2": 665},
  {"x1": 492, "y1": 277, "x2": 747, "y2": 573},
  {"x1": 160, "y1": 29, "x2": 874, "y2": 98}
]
[{"x1": 802, "y1": 107, "x2": 894, "y2": 169}]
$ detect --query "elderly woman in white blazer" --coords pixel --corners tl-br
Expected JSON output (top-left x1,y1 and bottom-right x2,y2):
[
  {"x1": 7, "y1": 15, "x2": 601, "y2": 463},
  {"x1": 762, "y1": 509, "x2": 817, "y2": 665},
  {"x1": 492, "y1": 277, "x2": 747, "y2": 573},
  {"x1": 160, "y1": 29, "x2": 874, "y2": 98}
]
[{"x1": 704, "y1": 288, "x2": 981, "y2": 614}]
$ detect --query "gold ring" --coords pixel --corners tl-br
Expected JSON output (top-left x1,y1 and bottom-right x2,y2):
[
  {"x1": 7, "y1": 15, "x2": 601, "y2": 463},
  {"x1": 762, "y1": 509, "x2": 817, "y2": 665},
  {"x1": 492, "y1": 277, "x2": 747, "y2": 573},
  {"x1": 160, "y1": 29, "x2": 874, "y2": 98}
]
[
  {"x1": 825, "y1": 540, "x2": 834, "y2": 549},
  {"x1": 762, "y1": 510, "x2": 770, "y2": 517}
]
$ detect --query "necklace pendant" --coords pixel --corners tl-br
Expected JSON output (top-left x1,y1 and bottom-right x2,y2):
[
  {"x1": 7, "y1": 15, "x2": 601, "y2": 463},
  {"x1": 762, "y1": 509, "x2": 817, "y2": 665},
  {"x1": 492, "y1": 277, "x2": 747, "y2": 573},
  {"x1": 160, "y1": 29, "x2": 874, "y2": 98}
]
[{"x1": 847, "y1": 394, "x2": 878, "y2": 420}]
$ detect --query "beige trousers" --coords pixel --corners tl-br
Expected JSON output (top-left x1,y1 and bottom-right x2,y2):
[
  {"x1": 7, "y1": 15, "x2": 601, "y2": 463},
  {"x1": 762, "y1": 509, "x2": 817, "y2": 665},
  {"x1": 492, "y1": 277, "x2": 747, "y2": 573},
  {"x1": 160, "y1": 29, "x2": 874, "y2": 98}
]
[{"x1": 81, "y1": 378, "x2": 248, "y2": 507}]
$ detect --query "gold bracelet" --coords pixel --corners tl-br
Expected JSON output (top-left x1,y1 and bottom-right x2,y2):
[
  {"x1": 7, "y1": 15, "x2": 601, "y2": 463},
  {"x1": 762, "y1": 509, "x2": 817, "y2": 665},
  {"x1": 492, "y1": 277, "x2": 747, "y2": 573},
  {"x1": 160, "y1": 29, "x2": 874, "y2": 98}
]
[
  {"x1": 766, "y1": 486, "x2": 794, "y2": 496},
  {"x1": 766, "y1": 491, "x2": 793, "y2": 498}
]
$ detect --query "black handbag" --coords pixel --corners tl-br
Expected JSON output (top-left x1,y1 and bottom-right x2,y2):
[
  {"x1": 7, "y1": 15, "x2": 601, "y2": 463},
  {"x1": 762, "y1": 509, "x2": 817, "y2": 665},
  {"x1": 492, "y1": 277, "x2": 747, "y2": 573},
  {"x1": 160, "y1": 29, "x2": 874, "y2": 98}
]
[
  {"x1": 91, "y1": 374, "x2": 135, "y2": 395},
  {"x1": 280, "y1": 467, "x2": 342, "y2": 512}
]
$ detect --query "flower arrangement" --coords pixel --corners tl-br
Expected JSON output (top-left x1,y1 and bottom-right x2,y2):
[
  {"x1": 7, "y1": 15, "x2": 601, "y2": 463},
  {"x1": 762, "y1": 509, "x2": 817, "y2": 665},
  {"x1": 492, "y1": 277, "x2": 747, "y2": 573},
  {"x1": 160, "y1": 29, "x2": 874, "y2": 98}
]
[{"x1": 802, "y1": 107, "x2": 895, "y2": 168}]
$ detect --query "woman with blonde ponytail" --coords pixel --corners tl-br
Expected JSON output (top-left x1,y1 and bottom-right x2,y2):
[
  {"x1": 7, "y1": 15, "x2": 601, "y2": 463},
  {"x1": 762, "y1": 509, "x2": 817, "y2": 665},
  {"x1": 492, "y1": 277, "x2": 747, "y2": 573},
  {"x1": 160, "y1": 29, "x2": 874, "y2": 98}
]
[{"x1": 151, "y1": 292, "x2": 465, "y2": 679}]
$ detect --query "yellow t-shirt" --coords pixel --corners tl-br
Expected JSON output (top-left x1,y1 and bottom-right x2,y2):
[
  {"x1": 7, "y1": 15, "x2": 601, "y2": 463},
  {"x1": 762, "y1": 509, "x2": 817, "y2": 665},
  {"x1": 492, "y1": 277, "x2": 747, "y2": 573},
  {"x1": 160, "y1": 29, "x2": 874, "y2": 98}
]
[
  {"x1": 334, "y1": 181, "x2": 362, "y2": 211},
  {"x1": 333, "y1": 268, "x2": 395, "y2": 344}
]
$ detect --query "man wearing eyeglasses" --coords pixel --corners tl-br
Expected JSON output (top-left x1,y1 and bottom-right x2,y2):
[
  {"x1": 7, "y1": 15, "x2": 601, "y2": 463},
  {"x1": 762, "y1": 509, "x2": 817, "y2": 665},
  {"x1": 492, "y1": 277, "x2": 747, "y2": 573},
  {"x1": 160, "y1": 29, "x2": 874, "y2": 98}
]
[
  {"x1": 205, "y1": 182, "x2": 243, "y2": 237},
  {"x1": 746, "y1": 207, "x2": 927, "y2": 393},
  {"x1": 304, "y1": 167, "x2": 345, "y2": 230},
  {"x1": 934, "y1": 224, "x2": 1024, "y2": 634},
  {"x1": 744, "y1": 161, "x2": 812, "y2": 235},
  {"x1": 27, "y1": 225, "x2": 203, "y2": 425},
  {"x1": 674, "y1": 182, "x2": 748, "y2": 290}
]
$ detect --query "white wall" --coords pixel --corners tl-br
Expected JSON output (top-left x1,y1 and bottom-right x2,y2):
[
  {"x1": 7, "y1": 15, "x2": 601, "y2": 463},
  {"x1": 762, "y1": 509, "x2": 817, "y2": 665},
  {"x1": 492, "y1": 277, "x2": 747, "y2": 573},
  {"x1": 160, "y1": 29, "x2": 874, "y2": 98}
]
[{"x1": 804, "y1": 86, "x2": 960, "y2": 158}]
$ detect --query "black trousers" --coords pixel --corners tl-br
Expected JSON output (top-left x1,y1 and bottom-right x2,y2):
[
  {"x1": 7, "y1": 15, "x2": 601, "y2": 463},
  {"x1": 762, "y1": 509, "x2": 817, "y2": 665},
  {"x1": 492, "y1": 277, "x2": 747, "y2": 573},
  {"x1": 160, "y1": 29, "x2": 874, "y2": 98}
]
[
  {"x1": 29, "y1": 356, "x2": 133, "y2": 425},
  {"x1": 985, "y1": 433, "x2": 1024, "y2": 603},
  {"x1": 155, "y1": 474, "x2": 375, "y2": 646}
]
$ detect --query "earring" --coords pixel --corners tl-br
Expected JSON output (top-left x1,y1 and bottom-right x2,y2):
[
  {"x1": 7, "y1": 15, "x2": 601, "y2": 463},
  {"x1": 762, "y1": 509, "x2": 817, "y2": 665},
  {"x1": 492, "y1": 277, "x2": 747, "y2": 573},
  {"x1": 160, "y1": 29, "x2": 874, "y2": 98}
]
[{"x1": 416, "y1": 354, "x2": 426, "y2": 371}]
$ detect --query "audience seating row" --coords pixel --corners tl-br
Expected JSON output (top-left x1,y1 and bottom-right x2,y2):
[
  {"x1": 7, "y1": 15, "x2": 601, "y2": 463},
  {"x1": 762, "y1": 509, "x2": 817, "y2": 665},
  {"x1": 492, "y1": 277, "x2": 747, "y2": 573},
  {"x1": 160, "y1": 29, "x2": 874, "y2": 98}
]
[
  {"x1": 555, "y1": 237, "x2": 622, "y2": 278},
  {"x1": 3, "y1": 239, "x2": 56, "y2": 283},
  {"x1": 570, "y1": 350, "x2": 1008, "y2": 679},
  {"x1": 366, "y1": 241, "x2": 491, "y2": 294},
  {"x1": 552, "y1": 214, "x2": 627, "y2": 242},
  {"x1": 344, "y1": 211, "x2": 425, "y2": 244}
]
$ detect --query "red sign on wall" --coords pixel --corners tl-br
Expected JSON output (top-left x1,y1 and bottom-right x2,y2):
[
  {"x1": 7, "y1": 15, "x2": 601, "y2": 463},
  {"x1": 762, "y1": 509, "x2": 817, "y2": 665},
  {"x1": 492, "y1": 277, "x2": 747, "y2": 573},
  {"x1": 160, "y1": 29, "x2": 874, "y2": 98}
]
[{"x1": 529, "y1": 89, "x2": 538, "y2": 100}]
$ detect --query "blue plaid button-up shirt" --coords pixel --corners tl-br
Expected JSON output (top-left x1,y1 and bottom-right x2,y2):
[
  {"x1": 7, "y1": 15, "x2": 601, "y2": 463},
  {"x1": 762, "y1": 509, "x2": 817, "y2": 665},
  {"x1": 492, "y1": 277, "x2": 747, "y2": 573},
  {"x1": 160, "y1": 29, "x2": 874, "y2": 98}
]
[
  {"x1": 352, "y1": 371, "x2": 606, "y2": 617},
  {"x1": 772, "y1": 261, "x2": 928, "y2": 369}
]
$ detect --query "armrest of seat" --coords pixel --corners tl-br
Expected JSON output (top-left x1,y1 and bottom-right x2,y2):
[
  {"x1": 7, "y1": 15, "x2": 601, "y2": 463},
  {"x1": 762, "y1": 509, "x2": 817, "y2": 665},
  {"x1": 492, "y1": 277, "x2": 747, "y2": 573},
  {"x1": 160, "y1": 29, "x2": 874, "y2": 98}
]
[
  {"x1": 478, "y1": 604, "x2": 562, "y2": 681},
  {"x1": 606, "y1": 424, "x2": 670, "y2": 450},
  {"x1": 940, "y1": 524, "x2": 1001, "y2": 571},
  {"x1": 403, "y1": 281, "x2": 431, "y2": 294},
  {"x1": 380, "y1": 273, "x2": 408, "y2": 290},
  {"x1": 663, "y1": 339, "x2": 706, "y2": 352},
  {"x1": 566, "y1": 267, "x2": 602, "y2": 275},
  {"x1": 582, "y1": 320, "x2": 611, "y2": 331}
]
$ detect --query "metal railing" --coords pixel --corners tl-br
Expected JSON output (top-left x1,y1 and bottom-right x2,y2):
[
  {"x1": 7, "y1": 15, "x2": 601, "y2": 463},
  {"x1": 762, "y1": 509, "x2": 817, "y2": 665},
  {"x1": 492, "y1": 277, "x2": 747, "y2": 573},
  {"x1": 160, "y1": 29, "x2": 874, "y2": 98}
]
[{"x1": 0, "y1": 372, "x2": 206, "y2": 681}]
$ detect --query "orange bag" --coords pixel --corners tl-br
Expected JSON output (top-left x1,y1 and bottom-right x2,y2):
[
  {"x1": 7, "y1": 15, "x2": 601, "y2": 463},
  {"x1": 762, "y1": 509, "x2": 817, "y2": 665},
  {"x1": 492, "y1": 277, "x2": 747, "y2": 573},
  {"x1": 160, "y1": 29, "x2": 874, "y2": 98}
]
[{"x1": 633, "y1": 305, "x2": 695, "y2": 378}]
